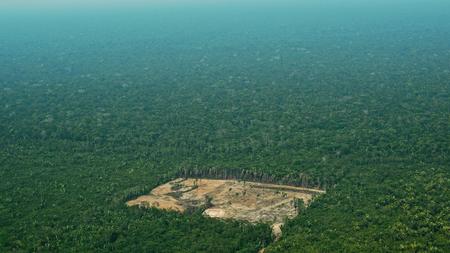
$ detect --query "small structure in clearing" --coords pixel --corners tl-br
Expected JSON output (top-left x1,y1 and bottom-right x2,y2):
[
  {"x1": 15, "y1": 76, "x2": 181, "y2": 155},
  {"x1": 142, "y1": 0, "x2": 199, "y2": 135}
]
[{"x1": 127, "y1": 178, "x2": 325, "y2": 239}]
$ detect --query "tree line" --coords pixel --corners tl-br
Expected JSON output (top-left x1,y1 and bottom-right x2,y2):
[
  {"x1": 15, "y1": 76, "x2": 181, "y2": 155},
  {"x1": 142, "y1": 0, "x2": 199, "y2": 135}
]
[{"x1": 176, "y1": 167, "x2": 329, "y2": 190}]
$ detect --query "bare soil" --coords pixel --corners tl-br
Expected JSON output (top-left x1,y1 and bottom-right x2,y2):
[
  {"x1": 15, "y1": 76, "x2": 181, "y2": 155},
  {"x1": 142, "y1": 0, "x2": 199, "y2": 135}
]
[{"x1": 127, "y1": 178, "x2": 325, "y2": 239}]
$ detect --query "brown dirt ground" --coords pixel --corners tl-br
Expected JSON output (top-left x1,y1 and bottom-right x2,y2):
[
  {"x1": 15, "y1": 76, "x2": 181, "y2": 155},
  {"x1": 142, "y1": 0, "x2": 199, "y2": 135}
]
[{"x1": 126, "y1": 178, "x2": 325, "y2": 239}]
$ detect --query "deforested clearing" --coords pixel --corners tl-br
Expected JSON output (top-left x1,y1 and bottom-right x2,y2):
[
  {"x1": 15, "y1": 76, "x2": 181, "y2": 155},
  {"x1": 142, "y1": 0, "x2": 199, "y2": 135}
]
[{"x1": 127, "y1": 178, "x2": 325, "y2": 237}]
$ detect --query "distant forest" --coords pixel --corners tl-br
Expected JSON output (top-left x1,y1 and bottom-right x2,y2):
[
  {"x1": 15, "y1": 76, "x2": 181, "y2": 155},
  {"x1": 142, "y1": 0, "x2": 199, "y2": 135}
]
[{"x1": 1, "y1": 3, "x2": 449, "y2": 253}]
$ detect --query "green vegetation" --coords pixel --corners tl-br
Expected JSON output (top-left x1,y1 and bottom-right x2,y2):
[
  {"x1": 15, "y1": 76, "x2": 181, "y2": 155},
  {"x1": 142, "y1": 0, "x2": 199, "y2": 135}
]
[{"x1": 1, "y1": 5, "x2": 449, "y2": 252}]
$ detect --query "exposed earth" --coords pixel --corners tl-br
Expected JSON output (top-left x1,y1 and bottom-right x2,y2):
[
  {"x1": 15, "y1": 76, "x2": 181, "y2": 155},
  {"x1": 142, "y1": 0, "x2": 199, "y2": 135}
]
[{"x1": 127, "y1": 178, "x2": 325, "y2": 238}]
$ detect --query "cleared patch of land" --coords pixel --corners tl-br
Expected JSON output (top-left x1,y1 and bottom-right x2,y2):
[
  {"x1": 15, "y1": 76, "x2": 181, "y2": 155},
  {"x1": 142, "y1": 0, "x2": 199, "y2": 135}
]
[{"x1": 127, "y1": 178, "x2": 325, "y2": 238}]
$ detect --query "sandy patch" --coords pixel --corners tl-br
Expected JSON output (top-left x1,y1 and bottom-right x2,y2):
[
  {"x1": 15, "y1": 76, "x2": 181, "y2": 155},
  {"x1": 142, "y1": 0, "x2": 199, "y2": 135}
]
[{"x1": 127, "y1": 178, "x2": 325, "y2": 238}]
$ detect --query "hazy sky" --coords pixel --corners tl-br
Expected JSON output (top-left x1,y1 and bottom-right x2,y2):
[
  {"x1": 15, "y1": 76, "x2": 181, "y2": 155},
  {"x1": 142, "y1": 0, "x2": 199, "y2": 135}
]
[
  {"x1": 0, "y1": 0, "x2": 447, "y2": 13},
  {"x1": 0, "y1": 0, "x2": 444, "y2": 7}
]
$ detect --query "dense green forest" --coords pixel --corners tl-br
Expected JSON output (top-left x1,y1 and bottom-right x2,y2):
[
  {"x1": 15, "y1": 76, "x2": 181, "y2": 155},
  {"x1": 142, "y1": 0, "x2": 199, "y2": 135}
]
[{"x1": 1, "y1": 3, "x2": 449, "y2": 252}]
